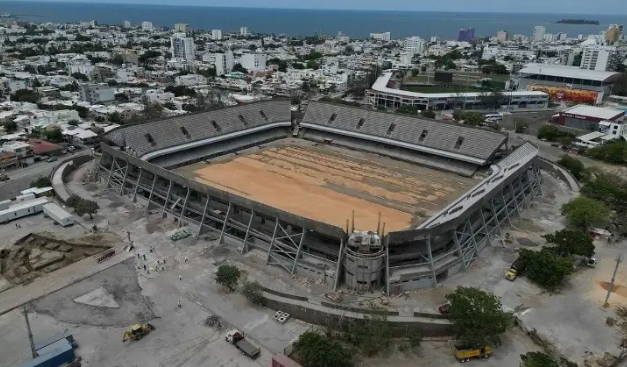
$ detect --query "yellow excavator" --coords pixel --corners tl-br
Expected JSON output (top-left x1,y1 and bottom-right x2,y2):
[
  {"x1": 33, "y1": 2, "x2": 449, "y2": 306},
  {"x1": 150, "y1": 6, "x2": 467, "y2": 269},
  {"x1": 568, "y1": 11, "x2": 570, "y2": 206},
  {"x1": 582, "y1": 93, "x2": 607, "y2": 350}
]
[{"x1": 122, "y1": 323, "x2": 155, "y2": 342}]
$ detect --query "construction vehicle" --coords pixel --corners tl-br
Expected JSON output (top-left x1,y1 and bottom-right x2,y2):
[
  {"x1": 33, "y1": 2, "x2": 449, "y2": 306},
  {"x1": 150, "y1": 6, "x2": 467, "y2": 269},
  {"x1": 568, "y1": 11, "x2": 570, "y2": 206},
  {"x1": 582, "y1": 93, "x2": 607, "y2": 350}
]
[
  {"x1": 453, "y1": 344, "x2": 492, "y2": 362},
  {"x1": 122, "y1": 323, "x2": 154, "y2": 342},
  {"x1": 505, "y1": 258, "x2": 526, "y2": 281},
  {"x1": 225, "y1": 329, "x2": 260, "y2": 358}
]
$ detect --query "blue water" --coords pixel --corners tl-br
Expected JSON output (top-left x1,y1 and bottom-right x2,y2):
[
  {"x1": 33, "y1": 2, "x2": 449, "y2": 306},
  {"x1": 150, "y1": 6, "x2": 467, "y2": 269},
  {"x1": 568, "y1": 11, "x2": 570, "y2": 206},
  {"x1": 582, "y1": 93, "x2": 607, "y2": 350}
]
[{"x1": 1, "y1": 1, "x2": 625, "y2": 39}]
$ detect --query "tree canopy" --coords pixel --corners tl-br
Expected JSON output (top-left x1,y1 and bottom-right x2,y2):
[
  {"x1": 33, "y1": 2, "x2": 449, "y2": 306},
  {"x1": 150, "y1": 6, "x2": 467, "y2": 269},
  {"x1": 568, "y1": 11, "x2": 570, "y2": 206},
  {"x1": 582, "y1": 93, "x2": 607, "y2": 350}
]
[
  {"x1": 543, "y1": 229, "x2": 595, "y2": 258},
  {"x1": 30, "y1": 176, "x2": 52, "y2": 188},
  {"x1": 520, "y1": 352, "x2": 560, "y2": 367},
  {"x1": 3, "y1": 120, "x2": 18, "y2": 133},
  {"x1": 557, "y1": 155, "x2": 586, "y2": 181},
  {"x1": 293, "y1": 332, "x2": 352, "y2": 367},
  {"x1": 241, "y1": 281, "x2": 264, "y2": 305},
  {"x1": 561, "y1": 196, "x2": 610, "y2": 229},
  {"x1": 537, "y1": 124, "x2": 573, "y2": 142},
  {"x1": 461, "y1": 111, "x2": 485, "y2": 126},
  {"x1": 44, "y1": 126, "x2": 64, "y2": 143},
  {"x1": 445, "y1": 286, "x2": 513, "y2": 347},
  {"x1": 10, "y1": 89, "x2": 40, "y2": 103},
  {"x1": 519, "y1": 248, "x2": 574, "y2": 291},
  {"x1": 215, "y1": 264, "x2": 241, "y2": 291},
  {"x1": 347, "y1": 315, "x2": 393, "y2": 356},
  {"x1": 74, "y1": 198, "x2": 100, "y2": 219},
  {"x1": 587, "y1": 141, "x2": 627, "y2": 165}
]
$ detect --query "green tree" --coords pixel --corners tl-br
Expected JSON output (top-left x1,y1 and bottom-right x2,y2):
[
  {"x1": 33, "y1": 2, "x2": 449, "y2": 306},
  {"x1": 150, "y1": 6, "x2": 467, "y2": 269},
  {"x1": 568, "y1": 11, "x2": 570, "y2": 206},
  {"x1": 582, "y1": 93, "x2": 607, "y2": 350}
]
[
  {"x1": 557, "y1": 155, "x2": 586, "y2": 181},
  {"x1": 445, "y1": 287, "x2": 512, "y2": 347},
  {"x1": 543, "y1": 229, "x2": 595, "y2": 257},
  {"x1": 397, "y1": 104, "x2": 419, "y2": 115},
  {"x1": 232, "y1": 63, "x2": 248, "y2": 74},
  {"x1": 71, "y1": 72, "x2": 89, "y2": 81},
  {"x1": 44, "y1": 126, "x2": 64, "y2": 143},
  {"x1": 241, "y1": 281, "x2": 264, "y2": 305},
  {"x1": 74, "y1": 198, "x2": 100, "y2": 219},
  {"x1": 107, "y1": 111, "x2": 124, "y2": 124},
  {"x1": 587, "y1": 141, "x2": 627, "y2": 165},
  {"x1": 10, "y1": 89, "x2": 40, "y2": 103},
  {"x1": 581, "y1": 172, "x2": 627, "y2": 209},
  {"x1": 3, "y1": 120, "x2": 18, "y2": 133},
  {"x1": 162, "y1": 101, "x2": 177, "y2": 110},
  {"x1": 347, "y1": 315, "x2": 393, "y2": 356},
  {"x1": 215, "y1": 264, "x2": 241, "y2": 291},
  {"x1": 561, "y1": 196, "x2": 610, "y2": 229},
  {"x1": 421, "y1": 110, "x2": 436, "y2": 119},
  {"x1": 514, "y1": 119, "x2": 528, "y2": 134},
  {"x1": 537, "y1": 124, "x2": 562, "y2": 141},
  {"x1": 519, "y1": 249, "x2": 574, "y2": 291},
  {"x1": 30, "y1": 176, "x2": 52, "y2": 188},
  {"x1": 520, "y1": 352, "x2": 560, "y2": 367},
  {"x1": 306, "y1": 60, "x2": 320, "y2": 70},
  {"x1": 66, "y1": 195, "x2": 81, "y2": 208},
  {"x1": 479, "y1": 91, "x2": 506, "y2": 109},
  {"x1": 613, "y1": 72, "x2": 627, "y2": 97},
  {"x1": 293, "y1": 332, "x2": 352, "y2": 367},
  {"x1": 461, "y1": 111, "x2": 485, "y2": 126}
]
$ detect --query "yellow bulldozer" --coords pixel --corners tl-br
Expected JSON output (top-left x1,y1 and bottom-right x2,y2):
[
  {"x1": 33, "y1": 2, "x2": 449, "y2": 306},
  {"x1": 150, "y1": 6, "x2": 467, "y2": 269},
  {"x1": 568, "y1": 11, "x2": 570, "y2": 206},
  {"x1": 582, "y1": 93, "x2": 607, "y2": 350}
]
[{"x1": 122, "y1": 323, "x2": 155, "y2": 342}]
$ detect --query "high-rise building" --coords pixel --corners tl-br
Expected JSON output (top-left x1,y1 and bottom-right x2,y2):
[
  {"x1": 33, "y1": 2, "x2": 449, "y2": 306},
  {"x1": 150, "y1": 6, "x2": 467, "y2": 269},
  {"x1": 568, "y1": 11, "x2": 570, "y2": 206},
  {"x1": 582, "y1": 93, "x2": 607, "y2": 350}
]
[
  {"x1": 580, "y1": 45, "x2": 620, "y2": 71},
  {"x1": 557, "y1": 32, "x2": 568, "y2": 41},
  {"x1": 606, "y1": 24, "x2": 623, "y2": 45},
  {"x1": 211, "y1": 29, "x2": 223, "y2": 41},
  {"x1": 370, "y1": 32, "x2": 391, "y2": 41},
  {"x1": 174, "y1": 23, "x2": 189, "y2": 33},
  {"x1": 123, "y1": 20, "x2": 131, "y2": 28},
  {"x1": 457, "y1": 28, "x2": 475, "y2": 42},
  {"x1": 240, "y1": 53, "x2": 267, "y2": 72},
  {"x1": 533, "y1": 26, "x2": 546, "y2": 42},
  {"x1": 497, "y1": 30, "x2": 509, "y2": 42},
  {"x1": 404, "y1": 36, "x2": 425, "y2": 57},
  {"x1": 240, "y1": 26, "x2": 249, "y2": 36},
  {"x1": 141, "y1": 21, "x2": 153, "y2": 32},
  {"x1": 170, "y1": 32, "x2": 195, "y2": 61}
]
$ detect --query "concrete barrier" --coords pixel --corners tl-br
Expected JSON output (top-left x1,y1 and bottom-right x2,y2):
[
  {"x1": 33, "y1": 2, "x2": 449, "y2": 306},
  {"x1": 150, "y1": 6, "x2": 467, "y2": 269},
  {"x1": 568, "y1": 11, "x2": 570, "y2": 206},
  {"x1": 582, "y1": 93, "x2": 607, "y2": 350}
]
[
  {"x1": 537, "y1": 157, "x2": 580, "y2": 192},
  {"x1": 50, "y1": 153, "x2": 94, "y2": 204}
]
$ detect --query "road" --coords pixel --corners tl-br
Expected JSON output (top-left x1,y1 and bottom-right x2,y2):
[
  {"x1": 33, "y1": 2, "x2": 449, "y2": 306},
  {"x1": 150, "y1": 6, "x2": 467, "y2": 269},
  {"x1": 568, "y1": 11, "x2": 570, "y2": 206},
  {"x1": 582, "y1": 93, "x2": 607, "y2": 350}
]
[{"x1": 0, "y1": 160, "x2": 55, "y2": 201}]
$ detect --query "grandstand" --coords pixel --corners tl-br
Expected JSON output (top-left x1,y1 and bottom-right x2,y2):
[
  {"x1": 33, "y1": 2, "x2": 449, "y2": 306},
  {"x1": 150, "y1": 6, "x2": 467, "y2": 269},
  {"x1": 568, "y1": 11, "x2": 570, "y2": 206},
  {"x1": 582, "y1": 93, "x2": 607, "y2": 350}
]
[{"x1": 99, "y1": 100, "x2": 542, "y2": 293}]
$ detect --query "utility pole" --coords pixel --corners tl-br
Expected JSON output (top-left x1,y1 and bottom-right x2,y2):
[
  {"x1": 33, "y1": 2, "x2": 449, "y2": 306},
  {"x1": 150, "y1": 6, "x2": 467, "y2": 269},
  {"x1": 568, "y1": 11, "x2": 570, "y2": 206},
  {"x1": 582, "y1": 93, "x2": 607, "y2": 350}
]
[
  {"x1": 23, "y1": 307, "x2": 37, "y2": 359},
  {"x1": 604, "y1": 253, "x2": 623, "y2": 308}
]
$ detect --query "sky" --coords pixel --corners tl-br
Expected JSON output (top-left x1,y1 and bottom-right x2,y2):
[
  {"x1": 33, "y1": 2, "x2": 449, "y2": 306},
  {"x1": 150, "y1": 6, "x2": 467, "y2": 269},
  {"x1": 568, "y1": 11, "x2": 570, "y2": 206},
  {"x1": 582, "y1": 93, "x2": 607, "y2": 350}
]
[{"x1": 9, "y1": 0, "x2": 627, "y2": 14}]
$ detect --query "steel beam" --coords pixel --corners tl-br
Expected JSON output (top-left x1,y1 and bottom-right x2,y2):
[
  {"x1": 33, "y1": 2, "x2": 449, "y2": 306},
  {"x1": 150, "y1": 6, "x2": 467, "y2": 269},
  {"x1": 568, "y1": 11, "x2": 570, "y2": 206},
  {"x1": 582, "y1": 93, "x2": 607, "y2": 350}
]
[
  {"x1": 290, "y1": 231, "x2": 307, "y2": 275},
  {"x1": 196, "y1": 197, "x2": 210, "y2": 237},
  {"x1": 132, "y1": 168, "x2": 143, "y2": 203},
  {"x1": 265, "y1": 220, "x2": 280, "y2": 265},
  {"x1": 242, "y1": 210, "x2": 255, "y2": 253},
  {"x1": 385, "y1": 238, "x2": 390, "y2": 297},
  {"x1": 217, "y1": 202, "x2": 233, "y2": 245},
  {"x1": 161, "y1": 180, "x2": 172, "y2": 218},
  {"x1": 452, "y1": 230, "x2": 469, "y2": 272},
  {"x1": 334, "y1": 239, "x2": 344, "y2": 290},
  {"x1": 425, "y1": 236, "x2": 438, "y2": 288},
  {"x1": 178, "y1": 188, "x2": 190, "y2": 227},
  {"x1": 104, "y1": 157, "x2": 116, "y2": 190},
  {"x1": 118, "y1": 164, "x2": 129, "y2": 195},
  {"x1": 145, "y1": 175, "x2": 158, "y2": 213}
]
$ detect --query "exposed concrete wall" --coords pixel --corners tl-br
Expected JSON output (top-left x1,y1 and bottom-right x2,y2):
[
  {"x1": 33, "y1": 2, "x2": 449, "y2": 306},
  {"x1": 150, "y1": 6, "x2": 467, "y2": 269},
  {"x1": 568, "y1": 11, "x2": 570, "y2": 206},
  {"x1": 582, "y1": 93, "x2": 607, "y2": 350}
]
[
  {"x1": 50, "y1": 154, "x2": 94, "y2": 204},
  {"x1": 537, "y1": 157, "x2": 580, "y2": 192}
]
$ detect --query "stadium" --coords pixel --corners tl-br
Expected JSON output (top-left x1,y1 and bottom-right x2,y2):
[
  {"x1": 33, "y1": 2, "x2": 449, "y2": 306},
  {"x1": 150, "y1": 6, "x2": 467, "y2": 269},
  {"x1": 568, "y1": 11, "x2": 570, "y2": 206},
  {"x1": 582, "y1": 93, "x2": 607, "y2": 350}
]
[{"x1": 98, "y1": 100, "x2": 542, "y2": 294}]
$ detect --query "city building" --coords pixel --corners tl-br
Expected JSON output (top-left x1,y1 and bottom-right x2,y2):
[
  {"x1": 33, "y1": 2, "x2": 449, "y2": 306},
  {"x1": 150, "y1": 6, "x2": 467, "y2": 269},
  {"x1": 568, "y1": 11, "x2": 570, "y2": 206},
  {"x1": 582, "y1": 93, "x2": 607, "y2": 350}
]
[
  {"x1": 557, "y1": 32, "x2": 568, "y2": 41},
  {"x1": 606, "y1": 24, "x2": 623, "y2": 45},
  {"x1": 240, "y1": 53, "x2": 267, "y2": 72},
  {"x1": 580, "y1": 46, "x2": 620, "y2": 72},
  {"x1": 170, "y1": 32, "x2": 195, "y2": 62},
  {"x1": 533, "y1": 26, "x2": 546, "y2": 42},
  {"x1": 404, "y1": 36, "x2": 425, "y2": 57},
  {"x1": 123, "y1": 21, "x2": 131, "y2": 28},
  {"x1": 458, "y1": 28, "x2": 475, "y2": 43},
  {"x1": 517, "y1": 63, "x2": 622, "y2": 104},
  {"x1": 174, "y1": 23, "x2": 189, "y2": 33},
  {"x1": 370, "y1": 32, "x2": 391, "y2": 41},
  {"x1": 204, "y1": 51, "x2": 235, "y2": 75},
  {"x1": 141, "y1": 21, "x2": 153, "y2": 32},
  {"x1": 240, "y1": 26, "x2": 249, "y2": 36},
  {"x1": 175, "y1": 74, "x2": 207, "y2": 86},
  {"x1": 497, "y1": 30, "x2": 509, "y2": 42},
  {"x1": 79, "y1": 83, "x2": 116, "y2": 105},
  {"x1": 211, "y1": 29, "x2": 223, "y2": 41},
  {"x1": 552, "y1": 105, "x2": 625, "y2": 136},
  {"x1": 368, "y1": 72, "x2": 548, "y2": 111}
]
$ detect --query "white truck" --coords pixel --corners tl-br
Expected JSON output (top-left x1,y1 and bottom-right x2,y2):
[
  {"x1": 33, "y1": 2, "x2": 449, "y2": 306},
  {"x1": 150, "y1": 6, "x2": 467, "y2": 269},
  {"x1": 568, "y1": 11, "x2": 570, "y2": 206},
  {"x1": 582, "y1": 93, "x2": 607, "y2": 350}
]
[{"x1": 43, "y1": 203, "x2": 75, "y2": 227}]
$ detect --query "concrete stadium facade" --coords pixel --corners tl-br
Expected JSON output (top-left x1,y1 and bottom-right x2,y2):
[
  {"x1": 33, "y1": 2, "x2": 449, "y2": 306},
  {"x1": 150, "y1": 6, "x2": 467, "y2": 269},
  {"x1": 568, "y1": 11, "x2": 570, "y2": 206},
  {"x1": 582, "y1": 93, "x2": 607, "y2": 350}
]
[{"x1": 98, "y1": 101, "x2": 542, "y2": 293}]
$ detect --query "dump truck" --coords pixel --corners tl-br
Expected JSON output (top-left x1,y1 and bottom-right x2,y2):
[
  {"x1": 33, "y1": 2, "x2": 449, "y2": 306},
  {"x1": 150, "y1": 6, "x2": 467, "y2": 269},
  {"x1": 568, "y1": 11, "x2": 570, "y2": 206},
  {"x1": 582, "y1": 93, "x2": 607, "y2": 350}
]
[
  {"x1": 453, "y1": 344, "x2": 492, "y2": 362},
  {"x1": 505, "y1": 258, "x2": 526, "y2": 281},
  {"x1": 225, "y1": 329, "x2": 260, "y2": 358},
  {"x1": 122, "y1": 323, "x2": 154, "y2": 342}
]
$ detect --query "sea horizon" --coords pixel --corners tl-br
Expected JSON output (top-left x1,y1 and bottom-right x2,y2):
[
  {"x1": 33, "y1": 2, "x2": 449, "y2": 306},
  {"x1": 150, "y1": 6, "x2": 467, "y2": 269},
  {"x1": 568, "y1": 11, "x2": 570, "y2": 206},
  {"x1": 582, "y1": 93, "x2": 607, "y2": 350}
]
[{"x1": 0, "y1": 1, "x2": 624, "y2": 39}]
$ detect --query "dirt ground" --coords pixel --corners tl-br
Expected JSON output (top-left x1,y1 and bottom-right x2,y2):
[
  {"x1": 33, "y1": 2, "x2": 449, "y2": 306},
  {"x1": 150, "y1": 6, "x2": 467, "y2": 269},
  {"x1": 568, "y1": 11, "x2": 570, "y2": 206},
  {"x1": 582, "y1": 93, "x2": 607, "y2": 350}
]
[{"x1": 176, "y1": 143, "x2": 476, "y2": 231}]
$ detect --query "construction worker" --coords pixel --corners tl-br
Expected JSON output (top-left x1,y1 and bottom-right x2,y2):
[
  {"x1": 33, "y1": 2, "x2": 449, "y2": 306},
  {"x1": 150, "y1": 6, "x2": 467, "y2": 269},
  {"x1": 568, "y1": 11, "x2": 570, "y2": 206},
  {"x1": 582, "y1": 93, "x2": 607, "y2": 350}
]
[
  {"x1": 179, "y1": 274, "x2": 182, "y2": 281},
  {"x1": 143, "y1": 254, "x2": 146, "y2": 260},
  {"x1": 178, "y1": 300, "x2": 181, "y2": 308}
]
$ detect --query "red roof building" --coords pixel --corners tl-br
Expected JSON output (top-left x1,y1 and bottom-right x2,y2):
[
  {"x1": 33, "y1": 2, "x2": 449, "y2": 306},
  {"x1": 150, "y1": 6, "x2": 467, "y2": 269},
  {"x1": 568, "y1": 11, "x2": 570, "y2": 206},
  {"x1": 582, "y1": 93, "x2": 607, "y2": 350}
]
[{"x1": 28, "y1": 139, "x2": 64, "y2": 156}]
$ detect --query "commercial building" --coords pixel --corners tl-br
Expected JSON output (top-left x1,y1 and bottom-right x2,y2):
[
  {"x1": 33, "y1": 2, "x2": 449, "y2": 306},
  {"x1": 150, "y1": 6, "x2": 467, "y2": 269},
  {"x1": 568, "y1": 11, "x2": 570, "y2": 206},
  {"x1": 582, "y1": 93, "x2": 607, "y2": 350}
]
[
  {"x1": 517, "y1": 63, "x2": 622, "y2": 104},
  {"x1": 606, "y1": 24, "x2": 623, "y2": 45},
  {"x1": 404, "y1": 36, "x2": 425, "y2": 57},
  {"x1": 370, "y1": 32, "x2": 391, "y2": 41},
  {"x1": 240, "y1": 53, "x2": 267, "y2": 72},
  {"x1": 204, "y1": 51, "x2": 235, "y2": 76},
  {"x1": 240, "y1": 26, "x2": 249, "y2": 36},
  {"x1": 174, "y1": 23, "x2": 189, "y2": 33},
  {"x1": 552, "y1": 105, "x2": 625, "y2": 133},
  {"x1": 497, "y1": 31, "x2": 508, "y2": 42},
  {"x1": 141, "y1": 21, "x2": 153, "y2": 32},
  {"x1": 79, "y1": 83, "x2": 116, "y2": 105},
  {"x1": 367, "y1": 72, "x2": 548, "y2": 111},
  {"x1": 170, "y1": 32, "x2": 195, "y2": 62},
  {"x1": 533, "y1": 26, "x2": 546, "y2": 42},
  {"x1": 458, "y1": 28, "x2": 475, "y2": 42},
  {"x1": 581, "y1": 46, "x2": 620, "y2": 72},
  {"x1": 211, "y1": 29, "x2": 223, "y2": 41}
]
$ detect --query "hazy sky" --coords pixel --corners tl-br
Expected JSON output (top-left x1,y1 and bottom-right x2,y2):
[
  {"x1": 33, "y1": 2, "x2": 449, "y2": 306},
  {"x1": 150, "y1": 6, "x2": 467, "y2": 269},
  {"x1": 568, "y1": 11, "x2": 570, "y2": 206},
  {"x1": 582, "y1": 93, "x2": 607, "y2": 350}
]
[{"x1": 10, "y1": 0, "x2": 627, "y2": 14}]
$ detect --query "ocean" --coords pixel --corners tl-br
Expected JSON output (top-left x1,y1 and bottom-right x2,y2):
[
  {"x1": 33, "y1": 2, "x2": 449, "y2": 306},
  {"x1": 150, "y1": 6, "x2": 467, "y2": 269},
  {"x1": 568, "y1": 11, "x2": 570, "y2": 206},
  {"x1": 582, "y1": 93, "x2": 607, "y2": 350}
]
[{"x1": 0, "y1": 1, "x2": 624, "y2": 40}]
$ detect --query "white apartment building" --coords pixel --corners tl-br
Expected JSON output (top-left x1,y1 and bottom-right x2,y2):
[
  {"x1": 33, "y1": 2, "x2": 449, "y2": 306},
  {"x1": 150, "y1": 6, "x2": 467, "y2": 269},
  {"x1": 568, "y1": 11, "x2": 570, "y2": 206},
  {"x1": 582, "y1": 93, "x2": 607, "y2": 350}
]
[
  {"x1": 497, "y1": 31, "x2": 508, "y2": 42},
  {"x1": 204, "y1": 51, "x2": 234, "y2": 76},
  {"x1": 211, "y1": 29, "x2": 223, "y2": 41},
  {"x1": 174, "y1": 23, "x2": 189, "y2": 33},
  {"x1": 123, "y1": 21, "x2": 131, "y2": 28},
  {"x1": 240, "y1": 26, "x2": 249, "y2": 36},
  {"x1": 240, "y1": 53, "x2": 267, "y2": 72},
  {"x1": 170, "y1": 33, "x2": 195, "y2": 62},
  {"x1": 403, "y1": 36, "x2": 425, "y2": 57},
  {"x1": 79, "y1": 83, "x2": 115, "y2": 105},
  {"x1": 557, "y1": 32, "x2": 568, "y2": 41},
  {"x1": 67, "y1": 62, "x2": 95, "y2": 77},
  {"x1": 175, "y1": 74, "x2": 207, "y2": 86},
  {"x1": 481, "y1": 46, "x2": 535, "y2": 60},
  {"x1": 370, "y1": 32, "x2": 391, "y2": 41},
  {"x1": 533, "y1": 26, "x2": 546, "y2": 42},
  {"x1": 580, "y1": 45, "x2": 620, "y2": 71},
  {"x1": 141, "y1": 21, "x2": 154, "y2": 32}
]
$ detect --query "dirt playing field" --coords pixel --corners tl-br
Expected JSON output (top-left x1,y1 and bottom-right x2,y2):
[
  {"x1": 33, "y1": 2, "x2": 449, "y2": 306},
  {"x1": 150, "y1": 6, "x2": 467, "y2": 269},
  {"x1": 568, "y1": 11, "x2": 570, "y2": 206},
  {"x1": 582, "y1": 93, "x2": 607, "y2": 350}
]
[{"x1": 177, "y1": 143, "x2": 477, "y2": 231}]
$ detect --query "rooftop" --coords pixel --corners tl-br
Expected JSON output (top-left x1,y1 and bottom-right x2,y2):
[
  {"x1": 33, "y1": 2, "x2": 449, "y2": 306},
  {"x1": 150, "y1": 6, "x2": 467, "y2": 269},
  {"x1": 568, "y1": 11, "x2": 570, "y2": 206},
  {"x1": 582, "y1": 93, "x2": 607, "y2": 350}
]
[
  {"x1": 562, "y1": 105, "x2": 625, "y2": 120},
  {"x1": 518, "y1": 63, "x2": 621, "y2": 82}
]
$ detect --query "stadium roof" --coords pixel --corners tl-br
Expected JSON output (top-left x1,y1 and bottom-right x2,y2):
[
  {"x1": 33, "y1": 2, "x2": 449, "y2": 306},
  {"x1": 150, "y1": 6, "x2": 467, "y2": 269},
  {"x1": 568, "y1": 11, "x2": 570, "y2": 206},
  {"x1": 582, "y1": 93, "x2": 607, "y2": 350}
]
[
  {"x1": 561, "y1": 105, "x2": 625, "y2": 120},
  {"x1": 518, "y1": 63, "x2": 621, "y2": 82},
  {"x1": 371, "y1": 72, "x2": 547, "y2": 99}
]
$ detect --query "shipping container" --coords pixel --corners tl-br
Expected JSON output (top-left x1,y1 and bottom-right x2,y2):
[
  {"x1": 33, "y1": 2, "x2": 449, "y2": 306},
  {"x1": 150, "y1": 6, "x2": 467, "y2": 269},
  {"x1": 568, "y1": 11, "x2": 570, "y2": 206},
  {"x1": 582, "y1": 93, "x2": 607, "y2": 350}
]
[
  {"x1": 0, "y1": 197, "x2": 49, "y2": 224},
  {"x1": 19, "y1": 339, "x2": 75, "y2": 367},
  {"x1": 271, "y1": 354, "x2": 303, "y2": 367},
  {"x1": 43, "y1": 203, "x2": 74, "y2": 227},
  {"x1": 0, "y1": 200, "x2": 11, "y2": 210},
  {"x1": 16, "y1": 193, "x2": 36, "y2": 203},
  {"x1": 35, "y1": 331, "x2": 76, "y2": 351},
  {"x1": 21, "y1": 187, "x2": 54, "y2": 198}
]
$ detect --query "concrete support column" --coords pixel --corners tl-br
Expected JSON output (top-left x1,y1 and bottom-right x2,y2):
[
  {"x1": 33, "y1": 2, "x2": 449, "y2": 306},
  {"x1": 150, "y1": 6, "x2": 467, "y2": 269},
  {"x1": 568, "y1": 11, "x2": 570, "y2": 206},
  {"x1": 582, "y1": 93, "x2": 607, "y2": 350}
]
[
  {"x1": 196, "y1": 197, "x2": 210, "y2": 237},
  {"x1": 218, "y1": 202, "x2": 233, "y2": 245},
  {"x1": 290, "y1": 230, "x2": 307, "y2": 275},
  {"x1": 104, "y1": 157, "x2": 117, "y2": 190},
  {"x1": 265, "y1": 220, "x2": 280, "y2": 265},
  {"x1": 118, "y1": 164, "x2": 129, "y2": 195},
  {"x1": 132, "y1": 168, "x2": 143, "y2": 203},
  {"x1": 178, "y1": 188, "x2": 190, "y2": 227},
  {"x1": 334, "y1": 239, "x2": 344, "y2": 291},
  {"x1": 242, "y1": 210, "x2": 255, "y2": 254},
  {"x1": 161, "y1": 180, "x2": 172, "y2": 218},
  {"x1": 425, "y1": 237, "x2": 438, "y2": 288},
  {"x1": 145, "y1": 175, "x2": 157, "y2": 213},
  {"x1": 452, "y1": 230, "x2": 469, "y2": 272}
]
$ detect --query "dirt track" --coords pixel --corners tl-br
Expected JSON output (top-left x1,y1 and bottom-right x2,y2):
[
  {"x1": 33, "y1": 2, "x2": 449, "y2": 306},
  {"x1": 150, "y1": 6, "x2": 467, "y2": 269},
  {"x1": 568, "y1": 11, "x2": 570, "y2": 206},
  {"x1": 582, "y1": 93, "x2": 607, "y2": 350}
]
[{"x1": 184, "y1": 144, "x2": 476, "y2": 231}]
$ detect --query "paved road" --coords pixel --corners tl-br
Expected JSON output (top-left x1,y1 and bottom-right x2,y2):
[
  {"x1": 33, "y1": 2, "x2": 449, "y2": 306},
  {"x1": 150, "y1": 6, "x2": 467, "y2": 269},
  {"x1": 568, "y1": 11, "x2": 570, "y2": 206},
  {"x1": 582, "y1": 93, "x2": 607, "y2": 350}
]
[{"x1": 0, "y1": 161, "x2": 55, "y2": 201}]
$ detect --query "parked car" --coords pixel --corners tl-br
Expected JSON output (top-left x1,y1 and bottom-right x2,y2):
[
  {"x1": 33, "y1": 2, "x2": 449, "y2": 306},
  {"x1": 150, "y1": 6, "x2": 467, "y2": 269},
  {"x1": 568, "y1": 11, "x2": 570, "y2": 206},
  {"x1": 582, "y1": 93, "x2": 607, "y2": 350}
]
[{"x1": 46, "y1": 157, "x2": 58, "y2": 162}]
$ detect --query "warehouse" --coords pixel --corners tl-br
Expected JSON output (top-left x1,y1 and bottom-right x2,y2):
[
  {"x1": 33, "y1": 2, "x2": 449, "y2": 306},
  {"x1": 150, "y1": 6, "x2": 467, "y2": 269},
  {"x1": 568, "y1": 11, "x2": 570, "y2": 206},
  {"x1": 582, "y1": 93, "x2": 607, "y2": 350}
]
[{"x1": 552, "y1": 105, "x2": 625, "y2": 132}]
